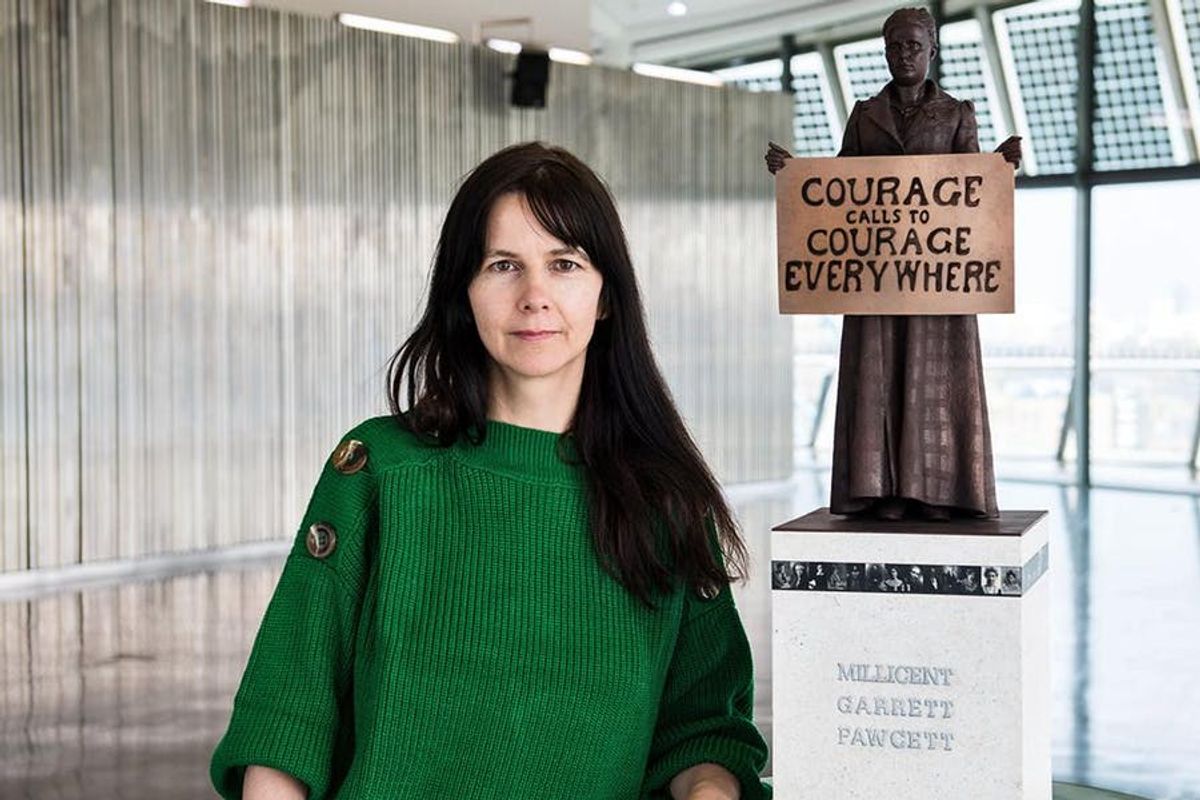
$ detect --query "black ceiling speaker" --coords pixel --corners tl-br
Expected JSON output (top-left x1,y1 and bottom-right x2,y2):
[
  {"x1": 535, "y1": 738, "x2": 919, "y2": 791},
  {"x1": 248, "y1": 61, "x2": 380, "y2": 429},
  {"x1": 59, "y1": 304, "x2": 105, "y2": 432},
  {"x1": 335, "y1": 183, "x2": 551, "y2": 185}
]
[{"x1": 511, "y1": 50, "x2": 550, "y2": 108}]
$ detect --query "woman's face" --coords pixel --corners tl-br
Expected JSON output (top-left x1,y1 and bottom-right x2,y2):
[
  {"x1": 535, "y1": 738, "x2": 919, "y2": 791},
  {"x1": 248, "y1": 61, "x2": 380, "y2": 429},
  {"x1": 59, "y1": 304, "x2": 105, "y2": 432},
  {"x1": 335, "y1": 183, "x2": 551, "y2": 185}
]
[{"x1": 468, "y1": 192, "x2": 605, "y2": 392}]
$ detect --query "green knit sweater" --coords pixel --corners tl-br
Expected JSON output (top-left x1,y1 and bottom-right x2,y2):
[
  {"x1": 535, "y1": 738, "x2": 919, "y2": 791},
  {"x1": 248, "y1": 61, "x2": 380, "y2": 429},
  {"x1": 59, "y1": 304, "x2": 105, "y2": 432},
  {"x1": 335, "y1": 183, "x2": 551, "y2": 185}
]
[{"x1": 210, "y1": 415, "x2": 771, "y2": 799}]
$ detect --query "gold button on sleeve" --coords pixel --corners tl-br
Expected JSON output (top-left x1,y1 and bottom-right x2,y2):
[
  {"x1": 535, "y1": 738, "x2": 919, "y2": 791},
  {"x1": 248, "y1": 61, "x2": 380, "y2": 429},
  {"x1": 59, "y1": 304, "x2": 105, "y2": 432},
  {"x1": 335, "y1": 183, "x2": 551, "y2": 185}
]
[{"x1": 330, "y1": 439, "x2": 368, "y2": 474}]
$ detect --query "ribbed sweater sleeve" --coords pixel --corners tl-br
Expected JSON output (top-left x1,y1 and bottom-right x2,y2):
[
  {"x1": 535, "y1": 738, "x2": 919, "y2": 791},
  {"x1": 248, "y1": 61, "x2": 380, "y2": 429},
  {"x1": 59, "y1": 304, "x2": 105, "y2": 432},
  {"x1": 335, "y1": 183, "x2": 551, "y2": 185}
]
[
  {"x1": 641, "y1": 587, "x2": 772, "y2": 799},
  {"x1": 210, "y1": 432, "x2": 376, "y2": 800}
]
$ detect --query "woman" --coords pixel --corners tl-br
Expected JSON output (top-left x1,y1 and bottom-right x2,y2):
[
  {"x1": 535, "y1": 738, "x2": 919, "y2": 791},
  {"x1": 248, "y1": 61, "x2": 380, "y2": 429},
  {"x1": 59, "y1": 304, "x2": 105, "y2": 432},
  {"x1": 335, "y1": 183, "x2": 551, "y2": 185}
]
[
  {"x1": 982, "y1": 567, "x2": 1002, "y2": 595},
  {"x1": 209, "y1": 142, "x2": 771, "y2": 799},
  {"x1": 1002, "y1": 569, "x2": 1021, "y2": 594},
  {"x1": 880, "y1": 566, "x2": 907, "y2": 592},
  {"x1": 766, "y1": 7, "x2": 1021, "y2": 521}
]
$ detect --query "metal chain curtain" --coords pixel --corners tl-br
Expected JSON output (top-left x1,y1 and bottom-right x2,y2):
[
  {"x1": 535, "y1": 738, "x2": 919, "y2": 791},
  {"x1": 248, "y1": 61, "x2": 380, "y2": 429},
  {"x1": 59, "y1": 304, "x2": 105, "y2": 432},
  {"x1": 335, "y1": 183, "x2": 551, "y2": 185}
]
[{"x1": 0, "y1": 0, "x2": 793, "y2": 573}]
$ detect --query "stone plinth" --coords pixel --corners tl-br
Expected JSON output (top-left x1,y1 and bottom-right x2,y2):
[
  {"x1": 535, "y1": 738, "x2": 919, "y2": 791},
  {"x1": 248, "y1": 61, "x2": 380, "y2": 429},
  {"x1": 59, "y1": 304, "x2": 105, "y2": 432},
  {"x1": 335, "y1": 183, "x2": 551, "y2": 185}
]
[{"x1": 771, "y1": 508, "x2": 1050, "y2": 799}]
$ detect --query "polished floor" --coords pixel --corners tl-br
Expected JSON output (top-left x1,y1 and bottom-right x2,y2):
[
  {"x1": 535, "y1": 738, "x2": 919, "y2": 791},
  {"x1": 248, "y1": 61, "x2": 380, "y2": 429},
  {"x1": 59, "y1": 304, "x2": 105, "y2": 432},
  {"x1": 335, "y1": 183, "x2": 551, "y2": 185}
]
[{"x1": 1, "y1": 474, "x2": 1198, "y2": 799}]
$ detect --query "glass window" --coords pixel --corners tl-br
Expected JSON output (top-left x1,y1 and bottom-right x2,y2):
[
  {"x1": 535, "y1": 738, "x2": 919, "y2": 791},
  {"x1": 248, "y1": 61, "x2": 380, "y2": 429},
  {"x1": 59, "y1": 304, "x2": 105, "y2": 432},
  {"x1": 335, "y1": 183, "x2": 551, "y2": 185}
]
[
  {"x1": 1182, "y1": 0, "x2": 1200, "y2": 78},
  {"x1": 979, "y1": 188, "x2": 1077, "y2": 460},
  {"x1": 939, "y1": 19, "x2": 1007, "y2": 152},
  {"x1": 793, "y1": 316, "x2": 841, "y2": 459},
  {"x1": 712, "y1": 54, "x2": 840, "y2": 156},
  {"x1": 1093, "y1": 0, "x2": 1184, "y2": 169},
  {"x1": 1167, "y1": 0, "x2": 1200, "y2": 158},
  {"x1": 1090, "y1": 180, "x2": 1200, "y2": 467},
  {"x1": 995, "y1": 0, "x2": 1081, "y2": 175},
  {"x1": 834, "y1": 37, "x2": 889, "y2": 103},
  {"x1": 789, "y1": 52, "x2": 840, "y2": 156},
  {"x1": 713, "y1": 58, "x2": 783, "y2": 93},
  {"x1": 996, "y1": 0, "x2": 1187, "y2": 173}
]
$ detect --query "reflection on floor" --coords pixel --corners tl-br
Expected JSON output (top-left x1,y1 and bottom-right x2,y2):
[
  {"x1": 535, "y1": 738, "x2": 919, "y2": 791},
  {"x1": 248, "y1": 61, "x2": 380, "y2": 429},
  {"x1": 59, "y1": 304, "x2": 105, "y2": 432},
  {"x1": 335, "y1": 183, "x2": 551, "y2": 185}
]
[{"x1": 1, "y1": 476, "x2": 1198, "y2": 799}]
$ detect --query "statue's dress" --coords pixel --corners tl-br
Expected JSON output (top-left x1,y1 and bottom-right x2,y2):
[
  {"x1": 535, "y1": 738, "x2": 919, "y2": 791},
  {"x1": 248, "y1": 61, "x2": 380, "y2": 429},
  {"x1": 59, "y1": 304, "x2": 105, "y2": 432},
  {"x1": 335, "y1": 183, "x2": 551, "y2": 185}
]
[{"x1": 830, "y1": 79, "x2": 999, "y2": 518}]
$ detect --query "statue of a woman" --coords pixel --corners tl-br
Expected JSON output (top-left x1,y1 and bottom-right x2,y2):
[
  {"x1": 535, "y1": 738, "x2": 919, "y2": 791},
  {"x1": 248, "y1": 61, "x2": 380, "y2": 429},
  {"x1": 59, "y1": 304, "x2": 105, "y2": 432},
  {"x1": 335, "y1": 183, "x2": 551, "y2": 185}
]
[{"x1": 767, "y1": 7, "x2": 1021, "y2": 521}]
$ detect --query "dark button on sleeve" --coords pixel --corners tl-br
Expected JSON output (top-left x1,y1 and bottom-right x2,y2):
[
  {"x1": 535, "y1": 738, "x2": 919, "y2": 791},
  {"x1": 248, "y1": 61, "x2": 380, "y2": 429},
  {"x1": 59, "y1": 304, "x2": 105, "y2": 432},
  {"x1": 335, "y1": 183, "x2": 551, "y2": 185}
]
[{"x1": 305, "y1": 522, "x2": 338, "y2": 559}]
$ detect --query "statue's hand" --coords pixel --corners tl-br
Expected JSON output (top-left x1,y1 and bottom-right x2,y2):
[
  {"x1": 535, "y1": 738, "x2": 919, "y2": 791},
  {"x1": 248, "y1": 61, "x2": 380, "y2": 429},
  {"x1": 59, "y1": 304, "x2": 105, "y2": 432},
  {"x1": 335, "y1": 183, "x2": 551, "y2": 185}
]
[
  {"x1": 765, "y1": 140, "x2": 793, "y2": 175},
  {"x1": 994, "y1": 135, "x2": 1022, "y2": 169}
]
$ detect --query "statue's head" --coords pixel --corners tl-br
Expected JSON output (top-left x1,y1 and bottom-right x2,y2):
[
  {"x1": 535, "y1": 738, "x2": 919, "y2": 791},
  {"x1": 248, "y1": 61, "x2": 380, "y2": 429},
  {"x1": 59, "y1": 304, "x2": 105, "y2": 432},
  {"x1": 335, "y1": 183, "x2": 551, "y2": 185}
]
[{"x1": 882, "y1": 7, "x2": 938, "y2": 88}]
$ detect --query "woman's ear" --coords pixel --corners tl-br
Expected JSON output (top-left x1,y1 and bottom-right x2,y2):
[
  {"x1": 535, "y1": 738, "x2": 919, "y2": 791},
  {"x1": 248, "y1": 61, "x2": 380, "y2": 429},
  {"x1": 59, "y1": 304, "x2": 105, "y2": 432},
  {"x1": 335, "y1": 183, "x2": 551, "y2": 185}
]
[{"x1": 596, "y1": 290, "x2": 611, "y2": 320}]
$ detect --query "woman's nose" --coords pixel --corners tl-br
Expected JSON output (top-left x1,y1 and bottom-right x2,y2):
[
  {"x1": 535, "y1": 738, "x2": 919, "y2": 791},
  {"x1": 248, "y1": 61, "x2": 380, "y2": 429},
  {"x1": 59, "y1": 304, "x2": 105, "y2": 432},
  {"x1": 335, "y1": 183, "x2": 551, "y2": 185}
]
[
  {"x1": 520, "y1": 296, "x2": 550, "y2": 311},
  {"x1": 518, "y1": 273, "x2": 552, "y2": 311}
]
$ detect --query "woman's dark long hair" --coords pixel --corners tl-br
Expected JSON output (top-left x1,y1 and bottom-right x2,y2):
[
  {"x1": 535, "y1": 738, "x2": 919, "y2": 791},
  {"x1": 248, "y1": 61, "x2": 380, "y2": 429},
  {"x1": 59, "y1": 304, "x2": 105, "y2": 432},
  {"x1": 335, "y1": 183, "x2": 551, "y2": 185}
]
[{"x1": 385, "y1": 141, "x2": 749, "y2": 609}]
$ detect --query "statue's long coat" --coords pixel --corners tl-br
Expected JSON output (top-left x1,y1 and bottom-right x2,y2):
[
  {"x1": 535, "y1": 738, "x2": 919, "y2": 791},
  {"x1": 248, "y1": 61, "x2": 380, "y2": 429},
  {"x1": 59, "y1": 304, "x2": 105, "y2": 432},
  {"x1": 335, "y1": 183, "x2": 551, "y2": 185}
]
[{"x1": 830, "y1": 80, "x2": 999, "y2": 518}]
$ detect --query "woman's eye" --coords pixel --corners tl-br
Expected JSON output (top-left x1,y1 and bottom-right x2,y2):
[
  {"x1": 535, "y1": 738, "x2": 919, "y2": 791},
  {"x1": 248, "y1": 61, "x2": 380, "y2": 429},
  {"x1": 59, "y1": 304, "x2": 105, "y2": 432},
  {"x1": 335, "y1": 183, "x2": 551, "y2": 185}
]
[{"x1": 486, "y1": 258, "x2": 582, "y2": 273}]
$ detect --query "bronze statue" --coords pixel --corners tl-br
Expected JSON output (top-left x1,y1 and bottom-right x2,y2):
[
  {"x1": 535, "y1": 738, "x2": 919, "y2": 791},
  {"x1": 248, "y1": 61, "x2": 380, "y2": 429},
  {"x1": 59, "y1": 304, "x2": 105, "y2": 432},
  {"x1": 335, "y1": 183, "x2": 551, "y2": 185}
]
[{"x1": 767, "y1": 7, "x2": 1021, "y2": 521}]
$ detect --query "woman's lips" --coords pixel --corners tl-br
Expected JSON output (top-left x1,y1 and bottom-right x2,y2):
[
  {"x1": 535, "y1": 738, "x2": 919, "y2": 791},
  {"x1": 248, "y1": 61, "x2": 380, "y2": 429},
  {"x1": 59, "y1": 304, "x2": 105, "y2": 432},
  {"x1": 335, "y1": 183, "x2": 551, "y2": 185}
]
[{"x1": 513, "y1": 330, "x2": 558, "y2": 341}]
